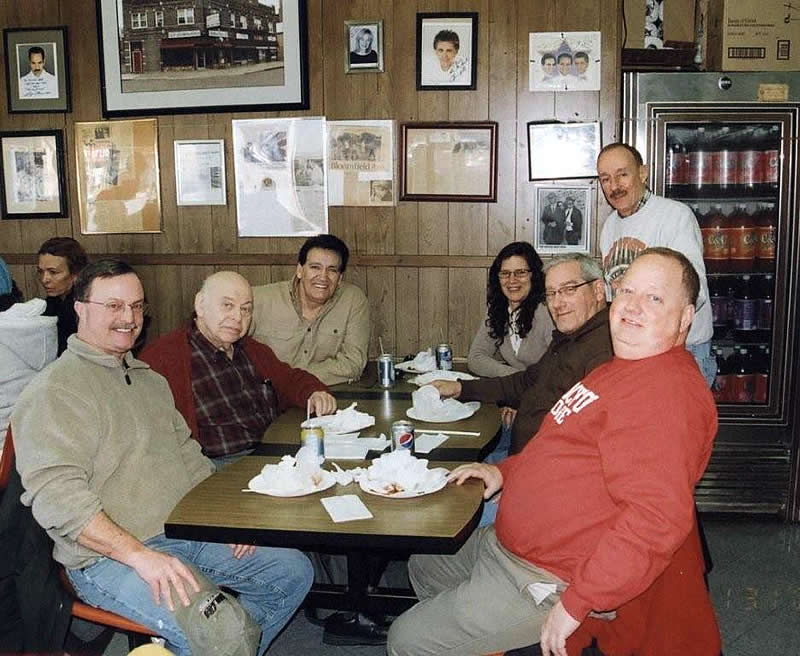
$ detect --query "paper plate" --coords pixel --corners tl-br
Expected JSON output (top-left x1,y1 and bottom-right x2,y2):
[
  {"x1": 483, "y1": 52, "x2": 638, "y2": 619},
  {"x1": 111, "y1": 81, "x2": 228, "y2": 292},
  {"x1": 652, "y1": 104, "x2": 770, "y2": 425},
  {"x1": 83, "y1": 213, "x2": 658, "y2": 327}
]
[
  {"x1": 395, "y1": 361, "x2": 437, "y2": 374},
  {"x1": 358, "y1": 468, "x2": 449, "y2": 498},
  {"x1": 406, "y1": 401, "x2": 481, "y2": 423},
  {"x1": 245, "y1": 469, "x2": 336, "y2": 497},
  {"x1": 409, "y1": 371, "x2": 478, "y2": 386}
]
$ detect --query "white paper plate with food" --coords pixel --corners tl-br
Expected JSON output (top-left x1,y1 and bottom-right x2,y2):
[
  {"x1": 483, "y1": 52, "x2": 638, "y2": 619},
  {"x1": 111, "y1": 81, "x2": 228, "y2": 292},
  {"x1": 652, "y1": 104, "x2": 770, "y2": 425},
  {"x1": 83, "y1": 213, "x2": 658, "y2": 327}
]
[
  {"x1": 246, "y1": 469, "x2": 336, "y2": 497},
  {"x1": 244, "y1": 452, "x2": 335, "y2": 497},
  {"x1": 357, "y1": 450, "x2": 449, "y2": 498},
  {"x1": 395, "y1": 349, "x2": 438, "y2": 373},
  {"x1": 301, "y1": 402, "x2": 375, "y2": 435}
]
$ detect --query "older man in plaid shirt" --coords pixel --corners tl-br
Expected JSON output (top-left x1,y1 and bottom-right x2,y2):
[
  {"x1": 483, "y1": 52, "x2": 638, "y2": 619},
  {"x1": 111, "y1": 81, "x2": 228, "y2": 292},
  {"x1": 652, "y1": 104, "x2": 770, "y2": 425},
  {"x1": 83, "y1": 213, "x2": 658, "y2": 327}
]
[{"x1": 140, "y1": 271, "x2": 336, "y2": 469}]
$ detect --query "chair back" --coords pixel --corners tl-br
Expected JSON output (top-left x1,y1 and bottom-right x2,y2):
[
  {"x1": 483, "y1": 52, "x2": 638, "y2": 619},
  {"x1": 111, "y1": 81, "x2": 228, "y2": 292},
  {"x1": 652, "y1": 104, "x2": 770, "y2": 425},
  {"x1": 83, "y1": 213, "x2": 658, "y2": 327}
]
[{"x1": 0, "y1": 426, "x2": 14, "y2": 490}]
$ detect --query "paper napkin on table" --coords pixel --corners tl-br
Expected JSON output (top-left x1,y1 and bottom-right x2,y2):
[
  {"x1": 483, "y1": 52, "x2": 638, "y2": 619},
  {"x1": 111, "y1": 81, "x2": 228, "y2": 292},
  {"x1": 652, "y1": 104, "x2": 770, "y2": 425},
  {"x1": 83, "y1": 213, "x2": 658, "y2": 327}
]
[
  {"x1": 414, "y1": 432, "x2": 449, "y2": 454},
  {"x1": 320, "y1": 495, "x2": 373, "y2": 522}
]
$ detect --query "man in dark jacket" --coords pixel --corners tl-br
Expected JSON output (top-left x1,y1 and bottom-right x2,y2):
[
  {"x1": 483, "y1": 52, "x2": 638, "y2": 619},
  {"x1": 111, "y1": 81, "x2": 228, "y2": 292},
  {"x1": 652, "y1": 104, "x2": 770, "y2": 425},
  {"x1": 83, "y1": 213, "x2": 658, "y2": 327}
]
[{"x1": 433, "y1": 253, "x2": 612, "y2": 455}]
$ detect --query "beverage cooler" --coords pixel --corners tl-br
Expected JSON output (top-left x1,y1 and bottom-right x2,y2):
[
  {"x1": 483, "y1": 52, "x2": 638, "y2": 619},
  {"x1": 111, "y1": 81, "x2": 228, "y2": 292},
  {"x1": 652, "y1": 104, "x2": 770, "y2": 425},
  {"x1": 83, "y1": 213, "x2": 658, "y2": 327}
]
[{"x1": 623, "y1": 72, "x2": 800, "y2": 517}]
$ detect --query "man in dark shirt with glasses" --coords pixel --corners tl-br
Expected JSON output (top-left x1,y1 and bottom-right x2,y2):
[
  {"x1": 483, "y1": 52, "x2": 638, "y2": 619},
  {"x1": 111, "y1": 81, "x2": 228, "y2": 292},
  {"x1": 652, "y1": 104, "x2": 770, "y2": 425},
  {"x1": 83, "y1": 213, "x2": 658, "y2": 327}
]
[{"x1": 432, "y1": 253, "x2": 612, "y2": 458}]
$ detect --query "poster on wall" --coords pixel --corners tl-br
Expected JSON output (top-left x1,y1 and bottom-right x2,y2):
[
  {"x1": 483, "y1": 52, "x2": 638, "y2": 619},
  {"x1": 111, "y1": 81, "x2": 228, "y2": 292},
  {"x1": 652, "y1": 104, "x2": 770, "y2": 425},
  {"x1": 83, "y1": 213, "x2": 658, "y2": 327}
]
[
  {"x1": 232, "y1": 117, "x2": 328, "y2": 237},
  {"x1": 74, "y1": 119, "x2": 162, "y2": 234},
  {"x1": 528, "y1": 31, "x2": 601, "y2": 92},
  {"x1": 327, "y1": 120, "x2": 394, "y2": 207},
  {"x1": 0, "y1": 130, "x2": 67, "y2": 218}
]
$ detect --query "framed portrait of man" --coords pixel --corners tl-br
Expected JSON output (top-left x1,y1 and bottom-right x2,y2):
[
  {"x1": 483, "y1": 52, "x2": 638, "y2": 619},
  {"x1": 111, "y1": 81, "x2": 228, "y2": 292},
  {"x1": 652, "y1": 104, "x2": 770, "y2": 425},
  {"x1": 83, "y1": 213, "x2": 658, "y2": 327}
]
[
  {"x1": 3, "y1": 27, "x2": 71, "y2": 113},
  {"x1": 416, "y1": 13, "x2": 478, "y2": 91},
  {"x1": 344, "y1": 20, "x2": 384, "y2": 74},
  {"x1": 532, "y1": 183, "x2": 593, "y2": 255}
]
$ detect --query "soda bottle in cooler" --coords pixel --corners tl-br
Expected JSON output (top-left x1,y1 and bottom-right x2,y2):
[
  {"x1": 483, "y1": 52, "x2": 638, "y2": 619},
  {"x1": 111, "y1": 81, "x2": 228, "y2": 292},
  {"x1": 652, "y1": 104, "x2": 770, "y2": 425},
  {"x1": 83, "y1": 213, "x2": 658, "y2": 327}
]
[
  {"x1": 666, "y1": 141, "x2": 688, "y2": 194},
  {"x1": 724, "y1": 276, "x2": 738, "y2": 334},
  {"x1": 762, "y1": 125, "x2": 781, "y2": 195},
  {"x1": 715, "y1": 126, "x2": 738, "y2": 191},
  {"x1": 699, "y1": 204, "x2": 730, "y2": 274},
  {"x1": 737, "y1": 127, "x2": 762, "y2": 194},
  {"x1": 711, "y1": 346, "x2": 731, "y2": 403},
  {"x1": 732, "y1": 275, "x2": 758, "y2": 342},
  {"x1": 755, "y1": 202, "x2": 777, "y2": 272},
  {"x1": 753, "y1": 345, "x2": 770, "y2": 404},
  {"x1": 755, "y1": 274, "x2": 774, "y2": 343},
  {"x1": 709, "y1": 277, "x2": 729, "y2": 340},
  {"x1": 728, "y1": 204, "x2": 757, "y2": 273},
  {"x1": 728, "y1": 346, "x2": 755, "y2": 403},
  {"x1": 686, "y1": 127, "x2": 710, "y2": 197}
]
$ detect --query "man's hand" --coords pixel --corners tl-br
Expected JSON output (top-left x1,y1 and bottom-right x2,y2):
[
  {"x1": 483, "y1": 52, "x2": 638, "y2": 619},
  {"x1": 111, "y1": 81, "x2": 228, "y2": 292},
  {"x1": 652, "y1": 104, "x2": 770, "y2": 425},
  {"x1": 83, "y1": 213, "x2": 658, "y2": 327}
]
[
  {"x1": 308, "y1": 391, "x2": 337, "y2": 416},
  {"x1": 431, "y1": 380, "x2": 462, "y2": 398},
  {"x1": 500, "y1": 406, "x2": 517, "y2": 428},
  {"x1": 539, "y1": 601, "x2": 580, "y2": 656},
  {"x1": 229, "y1": 543, "x2": 256, "y2": 559},
  {"x1": 447, "y1": 462, "x2": 503, "y2": 499},
  {"x1": 127, "y1": 548, "x2": 201, "y2": 612}
]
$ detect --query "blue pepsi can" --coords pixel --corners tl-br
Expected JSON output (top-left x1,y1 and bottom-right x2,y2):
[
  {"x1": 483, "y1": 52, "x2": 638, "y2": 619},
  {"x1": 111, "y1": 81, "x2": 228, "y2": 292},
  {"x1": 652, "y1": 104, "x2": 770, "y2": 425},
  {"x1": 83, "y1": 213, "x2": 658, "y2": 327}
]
[{"x1": 436, "y1": 343, "x2": 453, "y2": 370}]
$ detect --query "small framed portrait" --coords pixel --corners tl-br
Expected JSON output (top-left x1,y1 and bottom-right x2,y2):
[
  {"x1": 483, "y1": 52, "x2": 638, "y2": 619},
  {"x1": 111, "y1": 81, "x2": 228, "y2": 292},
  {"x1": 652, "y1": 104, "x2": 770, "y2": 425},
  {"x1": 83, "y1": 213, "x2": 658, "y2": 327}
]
[
  {"x1": 529, "y1": 31, "x2": 601, "y2": 92},
  {"x1": 533, "y1": 183, "x2": 593, "y2": 255},
  {"x1": 344, "y1": 20, "x2": 384, "y2": 74},
  {"x1": 528, "y1": 121, "x2": 601, "y2": 181},
  {"x1": 0, "y1": 130, "x2": 68, "y2": 219},
  {"x1": 174, "y1": 139, "x2": 227, "y2": 206},
  {"x1": 400, "y1": 121, "x2": 497, "y2": 202},
  {"x1": 3, "y1": 27, "x2": 71, "y2": 113},
  {"x1": 416, "y1": 13, "x2": 478, "y2": 90}
]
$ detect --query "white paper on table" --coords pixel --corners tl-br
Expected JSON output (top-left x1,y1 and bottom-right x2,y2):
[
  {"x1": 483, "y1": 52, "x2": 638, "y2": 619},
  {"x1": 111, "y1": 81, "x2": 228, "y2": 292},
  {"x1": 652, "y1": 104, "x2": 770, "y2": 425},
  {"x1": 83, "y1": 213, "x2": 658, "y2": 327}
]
[
  {"x1": 527, "y1": 582, "x2": 558, "y2": 605},
  {"x1": 320, "y1": 494, "x2": 374, "y2": 522},
  {"x1": 324, "y1": 442, "x2": 370, "y2": 460},
  {"x1": 414, "y1": 432, "x2": 449, "y2": 454}
]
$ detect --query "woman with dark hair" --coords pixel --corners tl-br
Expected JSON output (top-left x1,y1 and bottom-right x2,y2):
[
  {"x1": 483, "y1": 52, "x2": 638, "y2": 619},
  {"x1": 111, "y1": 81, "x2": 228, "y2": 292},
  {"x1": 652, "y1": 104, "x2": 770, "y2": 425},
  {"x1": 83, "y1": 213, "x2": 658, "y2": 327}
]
[
  {"x1": 468, "y1": 241, "x2": 553, "y2": 378},
  {"x1": 37, "y1": 237, "x2": 89, "y2": 355}
]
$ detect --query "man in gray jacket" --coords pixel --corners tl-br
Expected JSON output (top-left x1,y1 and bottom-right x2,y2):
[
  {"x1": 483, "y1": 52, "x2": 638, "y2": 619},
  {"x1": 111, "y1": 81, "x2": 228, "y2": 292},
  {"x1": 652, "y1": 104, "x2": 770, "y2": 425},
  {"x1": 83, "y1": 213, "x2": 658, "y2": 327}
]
[{"x1": 12, "y1": 259, "x2": 313, "y2": 656}]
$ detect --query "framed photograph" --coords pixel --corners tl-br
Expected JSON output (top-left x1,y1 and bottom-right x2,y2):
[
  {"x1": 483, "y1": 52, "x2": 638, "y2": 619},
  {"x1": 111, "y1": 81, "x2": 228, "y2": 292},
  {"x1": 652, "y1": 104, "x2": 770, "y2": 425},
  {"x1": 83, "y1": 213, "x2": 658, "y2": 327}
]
[
  {"x1": 3, "y1": 27, "x2": 71, "y2": 113},
  {"x1": 344, "y1": 20, "x2": 384, "y2": 74},
  {"x1": 174, "y1": 139, "x2": 226, "y2": 206},
  {"x1": 0, "y1": 130, "x2": 67, "y2": 219},
  {"x1": 327, "y1": 120, "x2": 394, "y2": 207},
  {"x1": 95, "y1": 0, "x2": 309, "y2": 117},
  {"x1": 529, "y1": 31, "x2": 601, "y2": 92},
  {"x1": 74, "y1": 119, "x2": 162, "y2": 234},
  {"x1": 416, "y1": 13, "x2": 478, "y2": 90},
  {"x1": 527, "y1": 121, "x2": 601, "y2": 181},
  {"x1": 232, "y1": 117, "x2": 328, "y2": 237},
  {"x1": 400, "y1": 121, "x2": 497, "y2": 202},
  {"x1": 533, "y1": 183, "x2": 592, "y2": 254}
]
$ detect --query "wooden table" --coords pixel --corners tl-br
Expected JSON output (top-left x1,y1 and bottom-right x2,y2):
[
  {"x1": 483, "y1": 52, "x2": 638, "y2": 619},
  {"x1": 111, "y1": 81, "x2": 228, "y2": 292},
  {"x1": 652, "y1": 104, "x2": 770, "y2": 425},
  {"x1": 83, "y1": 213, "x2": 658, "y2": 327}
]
[
  {"x1": 255, "y1": 395, "x2": 501, "y2": 461},
  {"x1": 164, "y1": 456, "x2": 484, "y2": 614}
]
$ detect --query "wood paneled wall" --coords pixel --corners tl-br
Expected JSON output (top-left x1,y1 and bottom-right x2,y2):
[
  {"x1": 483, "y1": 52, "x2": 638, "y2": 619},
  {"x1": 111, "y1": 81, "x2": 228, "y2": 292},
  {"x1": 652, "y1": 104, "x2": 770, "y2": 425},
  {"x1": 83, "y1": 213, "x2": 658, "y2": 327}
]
[{"x1": 0, "y1": 0, "x2": 621, "y2": 358}]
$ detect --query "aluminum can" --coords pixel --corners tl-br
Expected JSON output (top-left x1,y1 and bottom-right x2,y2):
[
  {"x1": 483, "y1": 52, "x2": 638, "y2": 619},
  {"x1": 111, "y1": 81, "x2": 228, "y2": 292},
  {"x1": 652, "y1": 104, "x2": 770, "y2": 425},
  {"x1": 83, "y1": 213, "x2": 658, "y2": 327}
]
[
  {"x1": 378, "y1": 354, "x2": 395, "y2": 388},
  {"x1": 436, "y1": 343, "x2": 453, "y2": 370},
  {"x1": 391, "y1": 420, "x2": 415, "y2": 454},
  {"x1": 300, "y1": 426, "x2": 325, "y2": 460}
]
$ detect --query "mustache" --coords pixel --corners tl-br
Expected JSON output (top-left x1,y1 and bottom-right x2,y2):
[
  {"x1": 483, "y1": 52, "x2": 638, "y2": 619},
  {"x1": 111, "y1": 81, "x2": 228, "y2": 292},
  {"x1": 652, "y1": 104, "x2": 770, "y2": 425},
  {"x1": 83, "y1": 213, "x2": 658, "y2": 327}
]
[{"x1": 610, "y1": 189, "x2": 626, "y2": 199}]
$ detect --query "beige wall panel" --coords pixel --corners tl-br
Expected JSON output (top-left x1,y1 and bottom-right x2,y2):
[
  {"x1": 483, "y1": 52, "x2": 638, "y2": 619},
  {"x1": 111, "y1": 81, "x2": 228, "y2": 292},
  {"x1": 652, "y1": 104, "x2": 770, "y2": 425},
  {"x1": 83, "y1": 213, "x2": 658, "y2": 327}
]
[
  {"x1": 448, "y1": 267, "x2": 486, "y2": 357},
  {"x1": 418, "y1": 267, "x2": 448, "y2": 349},
  {"x1": 395, "y1": 267, "x2": 420, "y2": 357},
  {"x1": 239, "y1": 265, "x2": 272, "y2": 289},
  {"x1": 366, "y1": 266, "x2": 395, "y2": 356}
]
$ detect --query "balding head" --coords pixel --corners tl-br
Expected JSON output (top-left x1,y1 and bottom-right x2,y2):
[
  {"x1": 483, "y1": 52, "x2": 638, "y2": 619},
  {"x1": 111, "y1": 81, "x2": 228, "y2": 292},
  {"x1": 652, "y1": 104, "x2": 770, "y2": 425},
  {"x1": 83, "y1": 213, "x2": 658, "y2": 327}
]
[{"x1": 194, "y1": 271, "x2": 254, "y2": 353}]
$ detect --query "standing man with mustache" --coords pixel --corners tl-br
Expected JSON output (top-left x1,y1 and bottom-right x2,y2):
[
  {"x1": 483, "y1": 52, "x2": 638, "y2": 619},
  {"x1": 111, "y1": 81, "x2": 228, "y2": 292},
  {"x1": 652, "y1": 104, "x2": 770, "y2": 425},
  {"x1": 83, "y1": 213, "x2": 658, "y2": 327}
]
[
  {"x1": 596, "y1": 143, "x2": 715, "y2": 386},
  {"x1": 251, "y1": 234, "x2": 370, "y2": 386}
]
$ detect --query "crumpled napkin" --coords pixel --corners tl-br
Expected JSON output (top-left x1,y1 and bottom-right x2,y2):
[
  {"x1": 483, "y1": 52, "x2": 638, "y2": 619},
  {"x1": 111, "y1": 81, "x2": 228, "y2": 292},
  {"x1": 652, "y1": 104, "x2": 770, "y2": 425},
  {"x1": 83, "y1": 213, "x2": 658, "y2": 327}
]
[
  {"x1": 411, "y1": 385, "x2": 470, "y2": 420},
  {"x1": 2, "y1": 297, "x2": 47, "y2": 318},
  {"x1": 249, "y1": 448, "x2": 322, "y2": 493},
  {"x1": 410, "y1": 349, "x2": 437, "y2": 372},
  {"x1": 302, "y1": 402, "x2": 375, "y2": 434},
  {"x1": 409, "y1": 370, "x2": 477, "y2": 386},
  {"x1": 364, "y1": 450, "x2": 441, "y2": 495}
]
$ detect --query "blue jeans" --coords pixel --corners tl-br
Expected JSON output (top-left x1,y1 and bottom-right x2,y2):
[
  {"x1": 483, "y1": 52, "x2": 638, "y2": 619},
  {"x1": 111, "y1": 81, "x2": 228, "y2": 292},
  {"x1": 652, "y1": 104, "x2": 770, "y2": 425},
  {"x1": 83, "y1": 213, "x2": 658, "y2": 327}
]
[
  {"x1": 483, "y1": 424, "x2": 511, "y2": 465},
  {"x1": 686, "y1": 340, "x2": 716, "y2": 389},
  {"x1": 67, "y1": 534, "x2": 313, "y2": 656}
]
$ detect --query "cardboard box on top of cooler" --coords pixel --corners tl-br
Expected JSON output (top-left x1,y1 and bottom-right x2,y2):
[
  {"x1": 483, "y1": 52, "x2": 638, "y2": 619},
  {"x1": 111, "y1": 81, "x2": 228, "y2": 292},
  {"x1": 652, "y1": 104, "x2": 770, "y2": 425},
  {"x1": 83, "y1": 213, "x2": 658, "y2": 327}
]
[{"x1": 698, "y1": 0, "x2": 800, "y2": 70}]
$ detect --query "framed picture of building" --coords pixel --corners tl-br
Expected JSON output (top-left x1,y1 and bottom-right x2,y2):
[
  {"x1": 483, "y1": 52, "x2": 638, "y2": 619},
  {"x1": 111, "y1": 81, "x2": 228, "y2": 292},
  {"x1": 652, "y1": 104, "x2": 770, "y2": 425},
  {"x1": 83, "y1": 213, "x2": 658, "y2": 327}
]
[
  {"x1": 3, "y1": 27, "x2": 71, "y2": 113},
  {"x1": 96, "y1": 0, "x2": 309, "y2": 116},
  {"x1": 0, "y1": 130, "x2": 68, "y2": 219},
  {"x1": 74, "y1": 119, "x2": 162, "y2": 234},
  {"x1": 532, "y1": 183, "x2": 593, "y2": 255}
]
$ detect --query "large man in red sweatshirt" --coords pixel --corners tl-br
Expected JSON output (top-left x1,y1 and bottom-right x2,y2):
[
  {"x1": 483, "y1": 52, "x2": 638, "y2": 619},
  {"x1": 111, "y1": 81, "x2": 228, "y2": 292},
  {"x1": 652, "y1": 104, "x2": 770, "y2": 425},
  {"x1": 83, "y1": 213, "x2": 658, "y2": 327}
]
[{"x1": 387, "y1": 248, "x2": 719, "y2": 656}]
